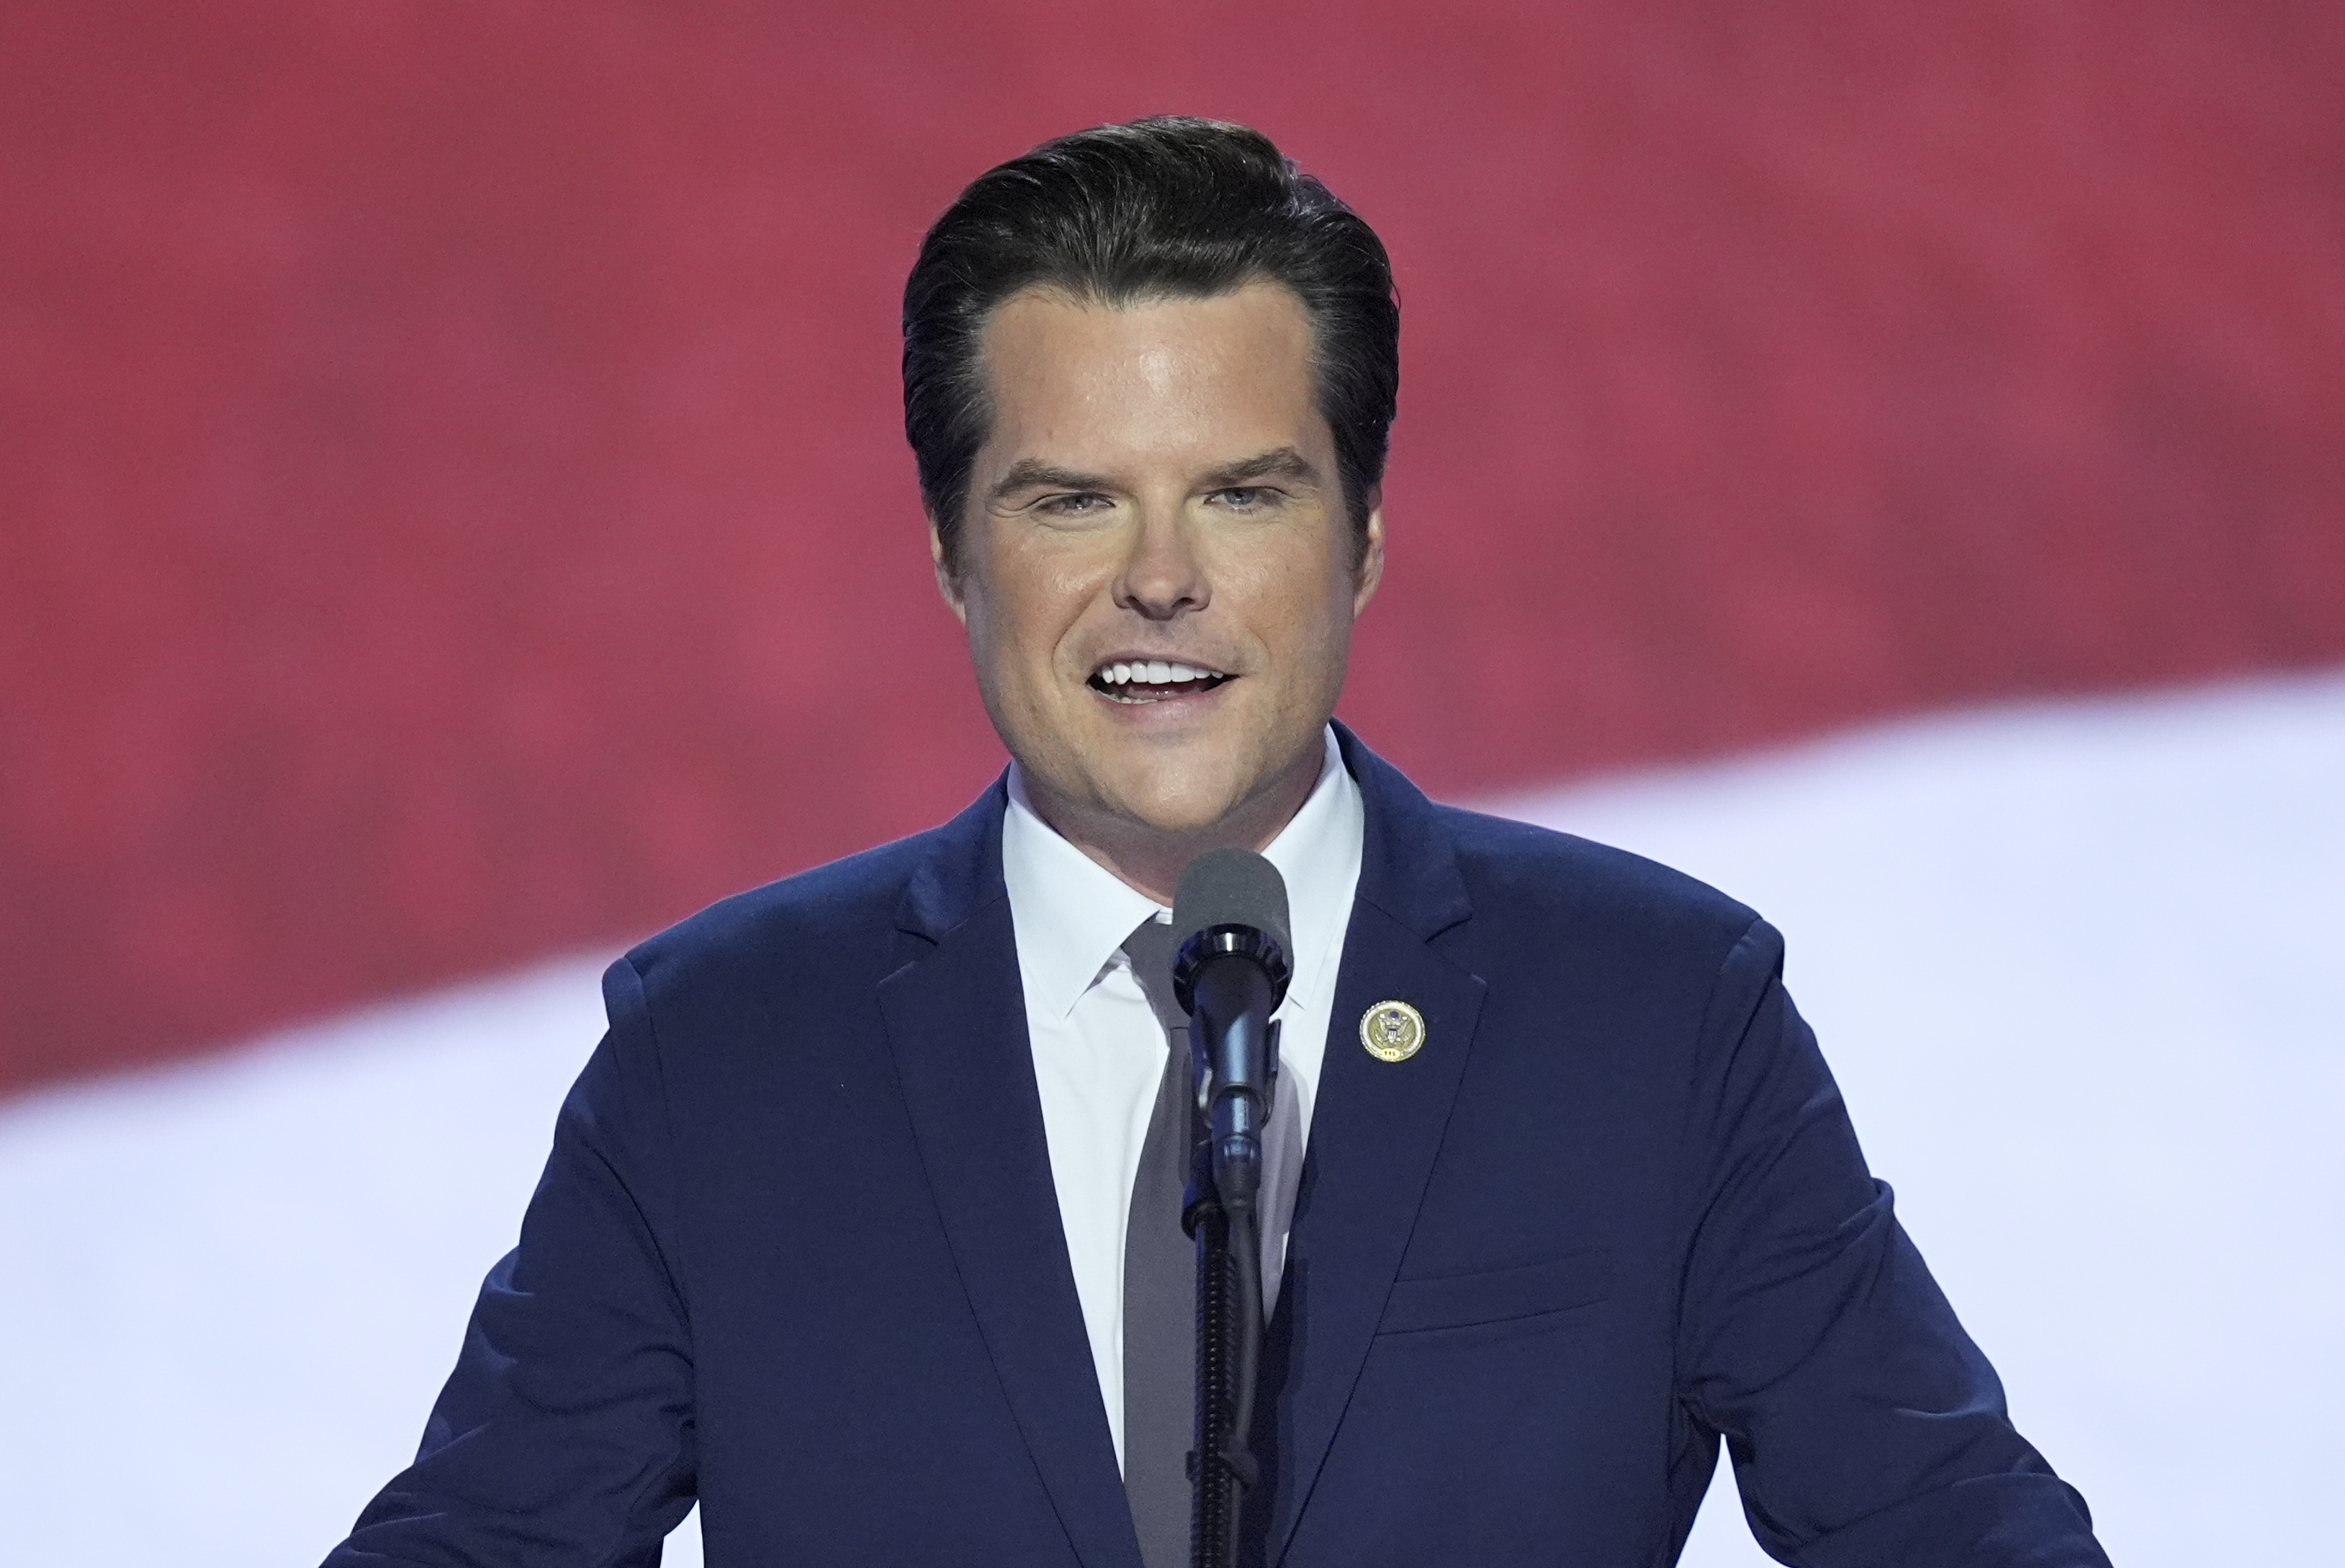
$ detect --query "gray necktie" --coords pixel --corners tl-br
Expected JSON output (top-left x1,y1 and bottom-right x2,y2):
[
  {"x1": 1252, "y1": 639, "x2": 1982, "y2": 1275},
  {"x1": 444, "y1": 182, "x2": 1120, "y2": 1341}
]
[{"x1": 1120, "y1": 914, "x2": 1195, "y2": 1568}]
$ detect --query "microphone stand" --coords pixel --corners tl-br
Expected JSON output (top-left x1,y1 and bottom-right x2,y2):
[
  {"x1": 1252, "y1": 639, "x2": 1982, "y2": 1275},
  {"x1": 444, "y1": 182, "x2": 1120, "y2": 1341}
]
[
  {"x1": 1182, "y1": 1143, "x2": 1264, "y2": 1568},
  {"x1": 1177, "y1": 931, "x2": 1284, "y2": 1568}
]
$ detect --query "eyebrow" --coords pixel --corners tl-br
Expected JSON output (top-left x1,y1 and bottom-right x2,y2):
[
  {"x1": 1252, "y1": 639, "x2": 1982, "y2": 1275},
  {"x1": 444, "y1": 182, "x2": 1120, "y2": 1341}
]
[
  {"x1": 989, "y1": 460, "x2": 1114, "y2": 503},
  {"x1": 986, "y1": 448, "x2": 1324, "y2": 505},
  {"x1": 1204, "y1": 447, "x2": 1323, "y2": 488}
]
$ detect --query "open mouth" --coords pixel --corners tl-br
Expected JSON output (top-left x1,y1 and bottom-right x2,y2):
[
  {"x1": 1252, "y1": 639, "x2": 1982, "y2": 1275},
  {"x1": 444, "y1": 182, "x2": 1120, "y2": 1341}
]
[{"x1": 1087, "y1": 659, "x2": 1233, "y2": 704}]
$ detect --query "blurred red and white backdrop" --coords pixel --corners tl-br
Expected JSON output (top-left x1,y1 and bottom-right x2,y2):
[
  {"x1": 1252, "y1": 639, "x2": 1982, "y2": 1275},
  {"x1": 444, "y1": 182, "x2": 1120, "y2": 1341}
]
[{"x1": 2, "y1": 4, "x2": 2339, "y2": 1567}]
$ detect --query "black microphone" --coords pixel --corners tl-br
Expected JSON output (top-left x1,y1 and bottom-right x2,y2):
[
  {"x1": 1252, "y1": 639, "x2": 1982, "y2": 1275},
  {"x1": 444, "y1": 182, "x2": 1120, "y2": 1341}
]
[{"x1": 1171, "y1": 847, "x2": 1292, "y2": 1219}]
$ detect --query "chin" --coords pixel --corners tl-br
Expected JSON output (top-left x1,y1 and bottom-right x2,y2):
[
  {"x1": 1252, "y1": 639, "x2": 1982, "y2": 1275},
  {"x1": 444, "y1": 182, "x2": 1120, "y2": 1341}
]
[
  {"x1": 1097, "y1": 760, "x2": 1252, "y2": 837},
  {"x1": 1107, "y1": 783, "x2": 1244, "y2": 837}
]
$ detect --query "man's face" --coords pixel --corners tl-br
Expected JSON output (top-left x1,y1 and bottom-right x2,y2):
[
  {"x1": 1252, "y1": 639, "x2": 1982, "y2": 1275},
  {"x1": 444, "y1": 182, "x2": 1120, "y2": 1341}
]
[{"x1": 937, "y1": 280, "x2": 1383, "y2": 850}]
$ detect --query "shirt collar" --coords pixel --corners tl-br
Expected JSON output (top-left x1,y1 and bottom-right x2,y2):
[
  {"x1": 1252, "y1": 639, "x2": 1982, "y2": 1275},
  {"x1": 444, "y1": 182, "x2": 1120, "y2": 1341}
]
[
  {"x1": 1002, "y1": 727, "x2": 1364, "y2": 1023},
  {"x1": 1254, "y1": 728, "x2": 1364, "y2": 1024}
]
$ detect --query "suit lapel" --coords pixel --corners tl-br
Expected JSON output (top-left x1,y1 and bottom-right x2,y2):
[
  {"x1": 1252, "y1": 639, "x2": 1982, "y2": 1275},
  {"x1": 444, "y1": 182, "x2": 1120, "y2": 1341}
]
[
  {"x1": 880, "y1": 787, "x2": 1140, "y2": 1568},
  {"x1": 1258, "y1": 732, "x2": 1488, "y2": 1563}
]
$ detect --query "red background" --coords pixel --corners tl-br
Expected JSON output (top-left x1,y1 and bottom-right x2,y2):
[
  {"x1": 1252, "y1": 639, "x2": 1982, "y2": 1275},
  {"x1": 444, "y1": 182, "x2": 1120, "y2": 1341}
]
[{"x1": 4, "y1": 0, "x2": 2341, "y2": 1095}]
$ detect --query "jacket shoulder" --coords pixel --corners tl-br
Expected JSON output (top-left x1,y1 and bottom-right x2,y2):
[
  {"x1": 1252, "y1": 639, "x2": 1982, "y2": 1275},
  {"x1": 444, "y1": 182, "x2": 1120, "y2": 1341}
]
[
  {"x1": 616, "y1": 825, "x2": 950, "y2": 1005},
  {"x1": 1429, "y1": 802, "x2": 1762, "y2": 964}
]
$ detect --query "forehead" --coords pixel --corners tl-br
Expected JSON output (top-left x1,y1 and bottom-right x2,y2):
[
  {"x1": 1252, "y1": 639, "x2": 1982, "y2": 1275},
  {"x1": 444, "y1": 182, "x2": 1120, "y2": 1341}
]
[{"x1": 975, "y1": 281, "x2": 1324, "y2": 457}]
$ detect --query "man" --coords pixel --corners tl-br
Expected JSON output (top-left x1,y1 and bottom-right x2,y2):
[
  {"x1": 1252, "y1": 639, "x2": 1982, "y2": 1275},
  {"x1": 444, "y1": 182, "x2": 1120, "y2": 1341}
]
[{"x1": 326, "y1": 119, "x2": 2108, "y2": 1567}]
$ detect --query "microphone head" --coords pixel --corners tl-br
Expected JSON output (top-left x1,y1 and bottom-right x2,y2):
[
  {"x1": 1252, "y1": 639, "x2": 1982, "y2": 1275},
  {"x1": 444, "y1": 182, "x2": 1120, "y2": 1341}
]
[
  {"x1": 1171, "y1": 847, "x2": 1293, "y2": 1011},
  {"x1": 1173, "y1": 847, "x2": 1292, "y2": 959}
]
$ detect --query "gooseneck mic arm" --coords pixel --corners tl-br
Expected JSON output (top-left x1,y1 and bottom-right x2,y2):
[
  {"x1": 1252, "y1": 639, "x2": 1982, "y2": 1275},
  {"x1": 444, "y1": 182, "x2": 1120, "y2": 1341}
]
[{"x1": 1171, "y1": 848, "x2": 1292, "y2": 1568}]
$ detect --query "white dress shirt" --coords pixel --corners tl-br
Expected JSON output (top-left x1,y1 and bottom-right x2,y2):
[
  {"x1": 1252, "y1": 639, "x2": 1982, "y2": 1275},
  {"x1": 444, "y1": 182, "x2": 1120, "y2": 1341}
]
[{"x1": 1000, "y1": 727, "x2": 1364, "y2": 1470}]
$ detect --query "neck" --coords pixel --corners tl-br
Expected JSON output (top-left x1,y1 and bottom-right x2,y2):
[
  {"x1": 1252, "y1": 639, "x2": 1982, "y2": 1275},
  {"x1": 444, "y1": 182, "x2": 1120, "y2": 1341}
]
[{"x1": 1020, "y1": 743, "x2": 1325, "y2": 906}]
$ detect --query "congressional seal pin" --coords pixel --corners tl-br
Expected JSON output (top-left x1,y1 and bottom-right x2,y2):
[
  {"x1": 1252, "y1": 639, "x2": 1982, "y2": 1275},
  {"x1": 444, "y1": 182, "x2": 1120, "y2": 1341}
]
[{"x1": 1359, "y1": 999, "x2": 1426, "y2": 1063}]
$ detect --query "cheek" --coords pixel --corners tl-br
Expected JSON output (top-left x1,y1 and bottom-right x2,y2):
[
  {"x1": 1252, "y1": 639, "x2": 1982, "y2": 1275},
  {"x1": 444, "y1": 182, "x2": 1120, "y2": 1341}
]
[
  {"x1": 1253, "y1": 545, "x2": 1359, "y2": 671},
  {"x1": 968, "y1": 548, "x2": 1093, "y2": 686}
]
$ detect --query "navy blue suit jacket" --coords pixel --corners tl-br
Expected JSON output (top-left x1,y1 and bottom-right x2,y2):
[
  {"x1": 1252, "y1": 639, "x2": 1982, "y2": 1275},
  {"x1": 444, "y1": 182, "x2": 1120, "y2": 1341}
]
[{"x1": 328, "y1": 729, "x2": 2107, "y2": 1567}]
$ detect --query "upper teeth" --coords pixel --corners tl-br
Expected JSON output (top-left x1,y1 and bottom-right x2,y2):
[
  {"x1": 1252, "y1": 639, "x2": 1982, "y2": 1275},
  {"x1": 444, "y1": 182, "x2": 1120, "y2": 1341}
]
[{"x1": 1099, "y1": 660, "x2": 1220, "y2": 685}]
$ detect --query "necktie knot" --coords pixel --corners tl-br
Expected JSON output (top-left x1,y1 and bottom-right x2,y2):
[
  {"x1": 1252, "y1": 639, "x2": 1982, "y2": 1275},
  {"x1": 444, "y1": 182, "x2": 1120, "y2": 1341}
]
[{"x1": 1122, "y1": 914, "x2": 1187, "y2": 1038}]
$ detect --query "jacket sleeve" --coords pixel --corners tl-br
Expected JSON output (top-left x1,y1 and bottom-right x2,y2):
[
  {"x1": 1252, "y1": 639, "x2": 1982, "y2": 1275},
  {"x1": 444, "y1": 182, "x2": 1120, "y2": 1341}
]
[
  {"x1": 1673, "y1": 919, "x2": 2110, "y2": 1568},
  {"x1": 323, "y1": 955, "x2": 696, "y2": 1568}
]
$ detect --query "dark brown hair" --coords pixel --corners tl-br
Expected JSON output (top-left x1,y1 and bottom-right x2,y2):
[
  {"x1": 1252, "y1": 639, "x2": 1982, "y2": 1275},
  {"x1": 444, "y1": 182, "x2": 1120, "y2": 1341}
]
[{"x1": 903, "y1": 117, "x2": 1399, "y2": 572}]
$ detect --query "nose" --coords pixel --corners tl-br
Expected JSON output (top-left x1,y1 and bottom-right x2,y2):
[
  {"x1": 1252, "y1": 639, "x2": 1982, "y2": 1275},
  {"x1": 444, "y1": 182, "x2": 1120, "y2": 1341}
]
[{"x1": 1112, "y1": 506, "x2": 1208, "y2": 620}]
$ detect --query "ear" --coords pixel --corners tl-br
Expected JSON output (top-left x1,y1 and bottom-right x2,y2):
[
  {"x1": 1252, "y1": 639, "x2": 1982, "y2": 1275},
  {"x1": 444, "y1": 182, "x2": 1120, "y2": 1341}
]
[
  {"x1": 930, "y1": 520, "x2": 970, "y2": 628},
  {"x1": 1351, "y1": 497, "x2": 1386, "y2": 618}
]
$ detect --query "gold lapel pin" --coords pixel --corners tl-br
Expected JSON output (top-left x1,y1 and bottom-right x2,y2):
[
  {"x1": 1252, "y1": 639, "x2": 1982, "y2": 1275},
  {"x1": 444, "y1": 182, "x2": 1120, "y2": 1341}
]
[{"x1": 1359, "y1": 999, "x2": 1426, "y2": 1063}]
